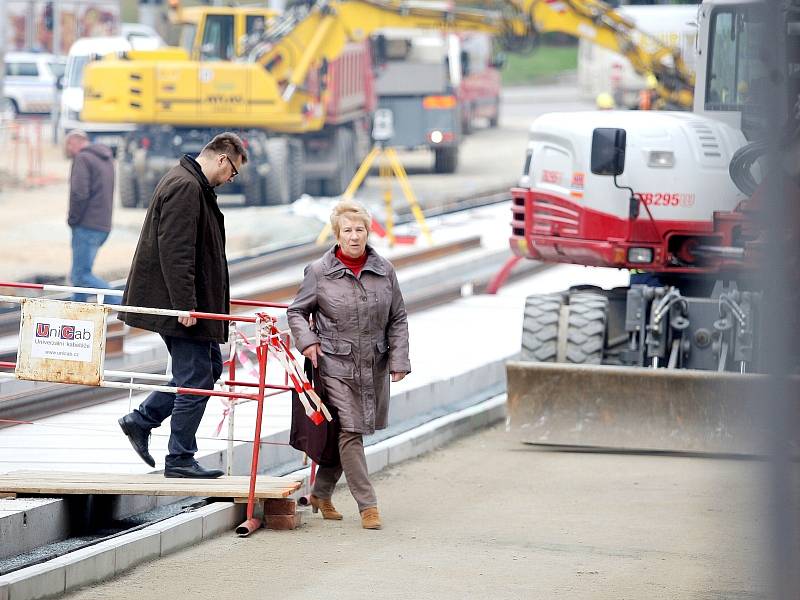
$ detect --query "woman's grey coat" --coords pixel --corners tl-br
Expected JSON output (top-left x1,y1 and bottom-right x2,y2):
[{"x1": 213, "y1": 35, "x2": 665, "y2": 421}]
[{"x1": 287, "y1": 245, "x2": 411, "y2": 435}]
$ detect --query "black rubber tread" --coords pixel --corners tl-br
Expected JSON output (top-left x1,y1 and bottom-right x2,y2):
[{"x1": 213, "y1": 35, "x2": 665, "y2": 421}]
[
  {"x1": 488, "y1": 97, "x2": 500, "y2": 128},
  {"x1": 288, "y1": 139, "x2": 305, "y2": 202},
  {"x1": 520, "y1": 294, "x2": 564, "y2": 362},
  {"x1": 118, "y1": 161, "x2": 139, "y2": 208},
  {"x1": 242, "y1": 132, "x2": 268, "y2": 206},
  {"x1": 433, "y1": 145, "x2": 458, "y2": 174},
  {"x1": 1, "y1": 98, "x2": 19, "y2": 119},
  {"x1": 264, "y1": 137, "x2": 290, "y2": 205},
  {"x1": 321, "y1": 127, "x2": 356, "y2": 196},
  {"x1": 461, "y1": 103, "x2": 473, "y2": 135},
  {"x1": 565, "y1": 292, "x2": 609, "y2": 364}
]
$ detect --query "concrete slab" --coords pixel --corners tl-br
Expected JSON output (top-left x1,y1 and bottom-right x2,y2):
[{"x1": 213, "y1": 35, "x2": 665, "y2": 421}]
[
  {"x1": 155, "y1": 512, "x2": 204, "y2": 556},
  {"x1": 0, "y1": 499, "x2": 68, "y2": 561},
  {"x1": 112, "y1": 530, "x2": 160, "y2": 574},
  {"x1": 1, "y1": 561, "x2": 65, "y2": 600},
  {"x1": 62, "y1": 544, "x2": 116, "y2": 591},
  {"x1": 201, "y1": 503, "x2": 245, "y2": 539}
]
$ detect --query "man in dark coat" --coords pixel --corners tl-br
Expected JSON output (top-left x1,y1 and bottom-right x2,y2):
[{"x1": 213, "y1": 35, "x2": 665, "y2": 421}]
[
  {"x1": 65, "y1": 130, "x2": 120, "y2": 304},
  {"x1": 117, "y1": 132, "x2": 247, "y2": 479}
]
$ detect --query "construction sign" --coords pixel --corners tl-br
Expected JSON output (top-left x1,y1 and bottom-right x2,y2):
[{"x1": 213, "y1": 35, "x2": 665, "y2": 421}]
[{"x1": 15, "y1": 299, "x2": 108, "y2": 386}]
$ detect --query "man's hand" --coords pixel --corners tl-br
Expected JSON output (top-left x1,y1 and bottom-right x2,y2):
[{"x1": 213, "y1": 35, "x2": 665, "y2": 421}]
[
  {"x1": 391, "y1": 372, "x2": 407, "y2": 382},
  {"x1": 303, "y1": 343, "x2": 324, "y2": 368},
  {"x1": 178, "y1": 315, "x2": 197, "y2": 327}
]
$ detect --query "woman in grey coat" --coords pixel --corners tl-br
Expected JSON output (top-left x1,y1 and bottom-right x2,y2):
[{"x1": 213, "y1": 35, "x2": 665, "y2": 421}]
[{"x1": 287, "y1": 199, "x2": 411, "y2": 529}]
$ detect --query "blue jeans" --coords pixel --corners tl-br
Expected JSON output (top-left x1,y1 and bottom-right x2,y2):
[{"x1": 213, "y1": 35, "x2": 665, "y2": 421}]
[
  {"x1": 70, "y1": 225, "x2": 120, "y2": 304},
  {"x1": 129, "y1": 335, "x2": 223, "y2": 467},
  {"x1": 70, "y1": 225, "x2": 122, "y2": 304}
]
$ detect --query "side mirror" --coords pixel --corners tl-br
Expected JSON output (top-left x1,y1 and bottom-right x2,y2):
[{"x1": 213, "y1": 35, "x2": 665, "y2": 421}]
[
  {"x1": 590, "y1": 127, "x2": 626, "y2": 176},
  {"x1": 55, "y1": 75, "x2": 64, "y2": 91}
]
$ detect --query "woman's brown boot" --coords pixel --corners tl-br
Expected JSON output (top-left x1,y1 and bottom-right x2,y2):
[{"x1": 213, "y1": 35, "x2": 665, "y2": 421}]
[
  {"x1": 360, "y1": 507, "x2": 382, "y2": 530},
  {"x1": 309, "y1": 495, "x2": 343, "y2": 520}
]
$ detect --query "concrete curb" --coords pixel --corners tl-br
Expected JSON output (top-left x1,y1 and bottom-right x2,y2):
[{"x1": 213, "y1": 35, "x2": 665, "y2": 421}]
[
  {"x1": 0, "y1": 393, "x2": 506, "y2": 599},
  {"x1": 0, "y1": 502, "x2": 245, "y2": 600}
]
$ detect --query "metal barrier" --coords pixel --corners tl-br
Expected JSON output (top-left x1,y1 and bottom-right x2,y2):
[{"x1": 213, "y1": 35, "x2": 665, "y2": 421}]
[
  {"x1": 0, "y1": 283, "x2": 330, "y2": 537},
  {"x1": 0, "y1": 117, "x2": 61, "y2": 188}
]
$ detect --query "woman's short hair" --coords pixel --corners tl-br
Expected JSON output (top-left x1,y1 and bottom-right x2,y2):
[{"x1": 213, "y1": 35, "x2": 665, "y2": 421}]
[{"x1": 330, "y1": 199, "x2": 372, "y2": 238}]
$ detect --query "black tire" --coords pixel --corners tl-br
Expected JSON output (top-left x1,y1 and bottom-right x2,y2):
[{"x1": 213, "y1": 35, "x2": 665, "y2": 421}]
[
  {"x1": 461, "y1": 104, "x2": 473, "y2": 135},
  {"x1": 1, "y1": 98, "x2": 19, "y2": 119},
  {"x1": 488, "y1": 97, "x2": 500, "y2": 128},
  {"x1": 520, "y1": 294, "x2": 564, "y2": 362},
  {"x1": 565, "y1": 292, "x2": 609, "y2": 364},
  {"x1": 118, "y1": 162, "x2": 139, "y2": 208},
  {"x1": 321, "y1": 127, "x2": 356, "y2": 196},
  {"x1": 433, "y1": 146, "x2": 458, "y2": 174},
  {"x1": 265, "y1": 138, "x2": 290, "y2": 205},
  {"x1": 288, "y1": 139, "x2": 306, "y2": 202},
  {"x1": 243, "y1": 168, "x2": 264, "y2": 206}
]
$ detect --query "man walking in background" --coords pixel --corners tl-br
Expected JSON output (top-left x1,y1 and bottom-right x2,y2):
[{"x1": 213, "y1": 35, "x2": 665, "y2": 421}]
[
  {"x1": 65, "y1": 130, "x2": 120, "y2": 304},
  {"x1": 117, "y1": 132, "x2": 247, "y2": 479}
]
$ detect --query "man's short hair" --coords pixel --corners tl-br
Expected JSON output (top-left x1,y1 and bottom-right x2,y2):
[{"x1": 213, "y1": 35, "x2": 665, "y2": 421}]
[
  {"x1": 65, "y1": 130, "x2": 89, "y2": 143},
  {"x1": 201, "y1": 132, "x2": 248, "y2": 164}
]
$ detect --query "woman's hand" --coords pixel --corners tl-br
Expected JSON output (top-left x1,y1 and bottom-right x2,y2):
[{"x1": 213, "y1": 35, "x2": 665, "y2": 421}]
[
  {"x1": 391, "y1": 372, "x2": 407, "y2": 382},
  {"x1": 303, "y1": 343, "x2": 324, "y2": 368}
]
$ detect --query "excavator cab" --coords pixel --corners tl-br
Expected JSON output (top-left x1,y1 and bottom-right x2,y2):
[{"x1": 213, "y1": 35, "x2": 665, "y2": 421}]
[{"x1": 172, "y1": 5, "x2": 279, "y2": 61}]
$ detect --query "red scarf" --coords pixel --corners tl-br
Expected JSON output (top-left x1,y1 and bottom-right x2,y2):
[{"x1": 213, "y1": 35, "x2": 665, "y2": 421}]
[{"x1": 336, "y1": 247, "x2": 367, "y2": 277}]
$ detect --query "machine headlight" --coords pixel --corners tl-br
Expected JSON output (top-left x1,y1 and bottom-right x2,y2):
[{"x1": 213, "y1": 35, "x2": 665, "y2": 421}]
[
  {"x1": 429, "y1": 130, "x2": 444, "y2": 144},
  {"x1": 647, "y1": 151, "x2": 674, "y2": 168},
  {"x1": 627, "y1": 247, "x2": 653, "y2": 264}
]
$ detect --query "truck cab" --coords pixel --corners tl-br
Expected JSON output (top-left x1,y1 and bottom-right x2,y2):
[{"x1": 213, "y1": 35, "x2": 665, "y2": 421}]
[{"x1": 372, "y1": 29, "x2": 462, "y2": 173}]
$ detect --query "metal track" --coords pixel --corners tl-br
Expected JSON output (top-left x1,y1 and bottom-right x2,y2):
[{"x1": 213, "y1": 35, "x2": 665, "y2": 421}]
[
  {"x1": 1, "y1": 206, "x2": 545, "y2": 426},
  {"x1": 0, "y1": 189, "x2": 511, "y2": 337}
]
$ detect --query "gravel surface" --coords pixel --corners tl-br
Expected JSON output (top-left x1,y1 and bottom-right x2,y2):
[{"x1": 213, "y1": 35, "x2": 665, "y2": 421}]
[{"x1": 63, "y1": 424, "x2": 768, "y2": 600}]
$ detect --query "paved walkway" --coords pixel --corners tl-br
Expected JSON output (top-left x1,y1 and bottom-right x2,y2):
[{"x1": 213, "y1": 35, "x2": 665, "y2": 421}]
[{"x1": 62, "y1": 424, "x2": 767, "y2": 600}]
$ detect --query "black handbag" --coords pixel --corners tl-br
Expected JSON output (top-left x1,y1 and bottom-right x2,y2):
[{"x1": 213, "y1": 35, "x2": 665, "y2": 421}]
[{"x1": 289, "y1": 357, "x2": 340, "y2": 467}]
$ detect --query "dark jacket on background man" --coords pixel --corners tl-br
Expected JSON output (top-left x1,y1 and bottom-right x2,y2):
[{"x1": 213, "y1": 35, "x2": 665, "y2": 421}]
[
  {"x1": 67, "y1": 143, "x2": 115, "y2": 232},
  {"x1": 119, "y1": 155, "x2": 230, "y2": 343}
]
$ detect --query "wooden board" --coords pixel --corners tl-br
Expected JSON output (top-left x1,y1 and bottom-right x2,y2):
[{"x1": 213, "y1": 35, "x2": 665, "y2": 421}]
[{"x1": 0, "y1": 471, "x2": 302, "y2": 499}]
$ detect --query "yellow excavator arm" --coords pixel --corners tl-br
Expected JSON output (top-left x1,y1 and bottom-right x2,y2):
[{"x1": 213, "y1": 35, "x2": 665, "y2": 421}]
[
  {"x1": 526, "y1": 0, "x2": 694, "y2": 109},
  {"x1": 82, "y1": 0, "x2": 694, "y2": 130}
]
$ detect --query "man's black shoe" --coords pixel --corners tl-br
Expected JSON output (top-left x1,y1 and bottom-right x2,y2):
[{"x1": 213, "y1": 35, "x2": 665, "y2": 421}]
[
  {"x1": 164, "y1": 462, "x2": 224, "y2": 479},
  {"x1": 118, "y1": 415, "x2": 156, "y2": 468}
]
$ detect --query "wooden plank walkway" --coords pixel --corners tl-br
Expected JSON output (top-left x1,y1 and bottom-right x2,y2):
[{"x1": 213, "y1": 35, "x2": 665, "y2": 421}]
[{"x1": 0, "y1": 471, "x2": 302, "y2": 499}]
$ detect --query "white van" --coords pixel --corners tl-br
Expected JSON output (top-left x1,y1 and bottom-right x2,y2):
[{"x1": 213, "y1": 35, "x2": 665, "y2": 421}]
[{"x1": 57, "y1": 36, "x2": 136, "y2": 146}]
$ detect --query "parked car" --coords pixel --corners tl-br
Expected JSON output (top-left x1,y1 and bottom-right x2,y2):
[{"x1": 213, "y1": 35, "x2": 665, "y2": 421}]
[
  {"x1": 57, "y1": 37, "x2": 136, "y2": 148},
  {"x1": 1, "y1": 51, "x2": 66, "y2": 117}
]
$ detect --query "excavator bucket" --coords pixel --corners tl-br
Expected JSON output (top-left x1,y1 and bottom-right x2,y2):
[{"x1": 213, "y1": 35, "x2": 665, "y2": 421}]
[{"x1": 505, "y1": 361, "x2": 788, "y2": 456}]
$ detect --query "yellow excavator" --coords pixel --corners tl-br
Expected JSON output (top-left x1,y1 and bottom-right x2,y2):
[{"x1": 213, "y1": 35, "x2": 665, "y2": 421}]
[{"x1": 82, "y1": 0, "x2": 694, "y2": 207}]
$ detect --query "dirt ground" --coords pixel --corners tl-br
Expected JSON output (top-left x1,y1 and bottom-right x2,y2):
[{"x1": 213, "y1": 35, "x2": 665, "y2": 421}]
[{"x1": 63, "y1": 424, "x2": 768, "y2": 600}]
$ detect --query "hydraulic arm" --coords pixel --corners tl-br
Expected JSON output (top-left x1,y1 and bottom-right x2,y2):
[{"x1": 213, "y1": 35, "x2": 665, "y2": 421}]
[{"x1": 82, "y1": 0, "x2": 694, "y2": 130}]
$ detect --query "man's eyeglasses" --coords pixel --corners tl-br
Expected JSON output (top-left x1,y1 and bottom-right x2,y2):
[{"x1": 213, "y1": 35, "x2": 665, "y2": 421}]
[{"x1": 224, "y1": 154, "x2": 239, "y2": 180}]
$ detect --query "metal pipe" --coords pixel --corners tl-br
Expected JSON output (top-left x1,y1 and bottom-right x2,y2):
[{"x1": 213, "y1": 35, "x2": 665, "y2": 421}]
[
  {"x1": 242, "y1": 341, "x2": 269, "y2": 533},
  {"x1": 235, "y1": 517, "x2": 262, "y2": 537},
  {"x1": 693, "y1": 245, "x2": 746, "y2": 258},
  {"x1": 0, "y1": 281, "x2": 124, "y2": 297}
]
